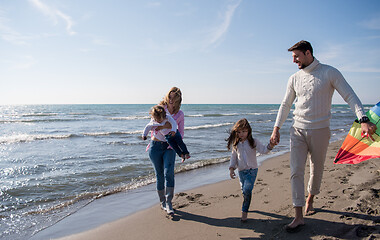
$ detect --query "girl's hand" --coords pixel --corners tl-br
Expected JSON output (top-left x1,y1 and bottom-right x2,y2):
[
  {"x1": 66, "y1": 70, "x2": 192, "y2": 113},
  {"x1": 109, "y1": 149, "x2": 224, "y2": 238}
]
[
  {"x1": 229, "y1": 169, "x2": 236, "y2": 179},
  {"x1": 142, "y1": 136, "x2": 147, "y2": 140},
  {"x1": 168, "y1": 131, "x2": 176, "y2": 136}
]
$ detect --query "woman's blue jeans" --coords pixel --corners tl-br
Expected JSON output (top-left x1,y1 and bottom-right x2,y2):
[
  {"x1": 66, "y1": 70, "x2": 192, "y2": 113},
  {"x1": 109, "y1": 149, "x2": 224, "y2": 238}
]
[
  {"x1": 149, "y1": 140, "x2": 176, "y2": 191},
  {"x1": 238, "y1": 168, "x2": 258, "y2": 212}
]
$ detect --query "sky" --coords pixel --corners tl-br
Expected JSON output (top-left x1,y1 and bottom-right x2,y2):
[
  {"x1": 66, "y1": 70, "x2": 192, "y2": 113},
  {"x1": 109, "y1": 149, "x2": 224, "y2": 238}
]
[{"x1": 0, "y1": 0, "x2": 379, "y2": 105}]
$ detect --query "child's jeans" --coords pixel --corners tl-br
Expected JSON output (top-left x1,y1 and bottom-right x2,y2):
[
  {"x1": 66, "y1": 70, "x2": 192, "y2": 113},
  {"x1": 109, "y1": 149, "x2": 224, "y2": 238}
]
[
  {"x1": 165, "y1": 130, "x2": 189, "y2": 157},
  {"x1": 238, "y1": 168, "x2": 258, "y2": 212}
]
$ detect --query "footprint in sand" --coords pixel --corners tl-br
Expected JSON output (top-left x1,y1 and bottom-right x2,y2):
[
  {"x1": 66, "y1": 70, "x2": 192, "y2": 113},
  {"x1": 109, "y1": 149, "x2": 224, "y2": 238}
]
[
  {"x1": 176, "y1": 192, "x2": 187, "y2": 197},
  {"x1": 186, "y1": 193, "x2": 203, "y2": 201},
  {"x1": 223, "y1": 194, "x2": 239, "y2": 199},
  {"x1": 182, "y1": 193, "x2": 211, "y2": 206}
]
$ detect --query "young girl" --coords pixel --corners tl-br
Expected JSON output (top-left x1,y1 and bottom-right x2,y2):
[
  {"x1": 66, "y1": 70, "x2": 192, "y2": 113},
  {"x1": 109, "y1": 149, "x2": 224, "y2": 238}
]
[{"x1": 226, "y1": 118, "x2": 275, "y2": 222}]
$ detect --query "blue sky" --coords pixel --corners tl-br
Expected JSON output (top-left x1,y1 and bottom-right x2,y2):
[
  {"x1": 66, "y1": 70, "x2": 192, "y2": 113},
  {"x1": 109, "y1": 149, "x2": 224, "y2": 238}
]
[{"x1": 1, "y1": 0, "x2": 379, "y2": 104}]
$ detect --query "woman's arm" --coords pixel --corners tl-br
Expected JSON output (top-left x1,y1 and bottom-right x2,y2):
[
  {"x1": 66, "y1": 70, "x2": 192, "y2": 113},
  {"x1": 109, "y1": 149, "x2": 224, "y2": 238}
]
[{"x1": 175, "y1": 111, "x2": 185, "y2": 137}]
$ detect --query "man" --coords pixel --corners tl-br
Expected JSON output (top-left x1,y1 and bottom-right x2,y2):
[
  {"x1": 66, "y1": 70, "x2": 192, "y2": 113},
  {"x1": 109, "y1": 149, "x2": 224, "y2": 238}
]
[{"x1": 270, "y1": 40, "x2": 377, "y2": 232}]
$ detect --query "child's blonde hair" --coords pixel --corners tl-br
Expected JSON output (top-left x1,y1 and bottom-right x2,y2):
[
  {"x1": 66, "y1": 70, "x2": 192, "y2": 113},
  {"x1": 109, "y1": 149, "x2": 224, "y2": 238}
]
[
  {"x1": 150, "y1": 105, "x2": 166, "y2": 121},
  {"x1": 159, "y1": 87, "x2": 182, "y2": 114},
  {"x1": 226, "y1": 118, "x2": 255, "y2": 150}
]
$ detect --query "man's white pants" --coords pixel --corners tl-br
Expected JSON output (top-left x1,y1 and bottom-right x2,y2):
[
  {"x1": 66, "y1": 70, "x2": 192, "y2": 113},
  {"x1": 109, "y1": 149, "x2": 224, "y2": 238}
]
[{"x1": 290, "y1": 127, "x2": 331, "y2": 207}]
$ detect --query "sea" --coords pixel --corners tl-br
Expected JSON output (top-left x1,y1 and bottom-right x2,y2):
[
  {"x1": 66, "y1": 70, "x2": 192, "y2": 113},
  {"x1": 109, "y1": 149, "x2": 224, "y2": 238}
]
[{"x1": 0, "y1": 104, "x2": 369, "y2": 239}]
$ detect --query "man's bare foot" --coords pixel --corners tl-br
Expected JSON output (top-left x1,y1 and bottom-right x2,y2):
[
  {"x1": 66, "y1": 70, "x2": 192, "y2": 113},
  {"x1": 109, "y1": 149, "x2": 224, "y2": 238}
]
[
  {"x1": 305, "y1": 195, "x2": 316, "y2": 216},
  {"x1": 185, "y1": 154, "x2": 190, "y2": 159},
  {"x1": 241, "y1": 212, "x2": 248, "y2": 222},
  {"x1": 285, "y1": 218, "x2": 305, "y2": 232}
]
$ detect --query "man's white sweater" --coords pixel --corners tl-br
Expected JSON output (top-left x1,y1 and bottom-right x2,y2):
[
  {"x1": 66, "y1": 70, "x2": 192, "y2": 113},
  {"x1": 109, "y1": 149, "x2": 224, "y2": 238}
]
[{"x1": 274, "y1": 58, "x2": 365, "y2": 130}]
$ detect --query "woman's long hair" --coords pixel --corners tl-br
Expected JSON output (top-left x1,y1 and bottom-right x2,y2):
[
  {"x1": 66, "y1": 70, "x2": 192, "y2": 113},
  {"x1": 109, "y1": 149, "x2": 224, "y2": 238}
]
[
  {"x1": 226, "y1": 118, "x2": 255, "y2": 151},
  {"x1": 159, "y1": 87, "x2": 182, "y2": 114}
]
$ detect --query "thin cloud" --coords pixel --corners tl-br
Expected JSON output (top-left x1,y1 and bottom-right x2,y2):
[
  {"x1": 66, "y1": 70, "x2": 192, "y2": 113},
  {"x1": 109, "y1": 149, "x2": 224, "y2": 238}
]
[
  {"x1": 318, "y1": 42, "x2": 380, "y2": 73},
  {"x1": 0, "y1": 9, "x2": 30, "y2": 45},
  {"x1": 3, "y1": 55, "x2": 37, "y2": 70},
  {"x1": 206, "y1": 0, "x2": 241, "y2": 47},
  {"x1": 0, "y1": 8, "x2": 58, "y2": 45},
  {"x1": 147, "y1": 2, "x2": 161, "y2": 8},
  {"x1": 92, "y1": 36, "x2": 111, "y2": 46},
  {"x1": 29, "y1": 0, "x2": 76, "y2": 35},
  {"x1": 359, "y1": 16, "x2": 380, "y2": 30},
  {"x1": 317, "y1": 45, "x2": 343, "y2": 62}
]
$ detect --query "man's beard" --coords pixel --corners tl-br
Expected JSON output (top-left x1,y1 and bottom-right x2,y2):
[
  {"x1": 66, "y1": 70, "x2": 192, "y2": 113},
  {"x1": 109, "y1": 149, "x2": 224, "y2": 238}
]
[{"x1": 299, "y1": 64, "x2": 307, "y2": 69}]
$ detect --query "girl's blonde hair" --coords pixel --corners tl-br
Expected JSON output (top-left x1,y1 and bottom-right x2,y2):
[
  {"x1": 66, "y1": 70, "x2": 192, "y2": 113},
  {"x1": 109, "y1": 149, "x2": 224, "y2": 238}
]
[
  {"x1": 226, "y1": 118, "x2": 255, "y2": 150},
  {"x1": 150, "y1": 105, "x2": 166, "y2": 121},
  {"x1": 159, "y1": 87, "x2": 182, "y2": 114}
]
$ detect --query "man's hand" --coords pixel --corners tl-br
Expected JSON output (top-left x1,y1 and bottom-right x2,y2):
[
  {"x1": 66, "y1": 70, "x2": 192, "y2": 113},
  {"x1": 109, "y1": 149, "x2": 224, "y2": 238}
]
[
  {"x1": 142, "y1": 136, "x2": 147, "y2": 140},
  {"x1": 361, "y1": 122, "x2": 377, "y2": 141},
  {"x1": 270, "y1": 127, "x2": 281, "y2": 145}
]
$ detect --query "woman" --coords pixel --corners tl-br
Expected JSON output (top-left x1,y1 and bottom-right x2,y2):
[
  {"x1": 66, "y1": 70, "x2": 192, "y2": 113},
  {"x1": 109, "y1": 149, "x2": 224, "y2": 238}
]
[{"x1": 148, "y1": 87, "x2": 185, "y2": 215}]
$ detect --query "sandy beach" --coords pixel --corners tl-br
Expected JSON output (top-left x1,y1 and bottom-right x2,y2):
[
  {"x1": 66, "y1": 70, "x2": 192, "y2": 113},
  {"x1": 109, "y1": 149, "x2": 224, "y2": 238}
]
[{"x1": 57, "y1": 140, "x2": 380, "y2": 240}]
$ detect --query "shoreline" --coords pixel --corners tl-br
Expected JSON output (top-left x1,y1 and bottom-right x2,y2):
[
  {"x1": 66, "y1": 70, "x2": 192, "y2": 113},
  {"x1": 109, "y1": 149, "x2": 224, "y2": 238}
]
[
  {"x1": 53, "y1": 140, "x2": 379, "y2": 239},
  {"x1": 30, "y1": 149, "x2": 288, "y2": 240}
]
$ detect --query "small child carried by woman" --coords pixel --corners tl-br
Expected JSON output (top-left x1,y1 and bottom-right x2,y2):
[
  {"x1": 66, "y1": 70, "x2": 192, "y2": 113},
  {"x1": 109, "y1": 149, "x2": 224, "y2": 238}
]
[{"x1": 142, "y1": 105, "x2": 190, "y2": 161}]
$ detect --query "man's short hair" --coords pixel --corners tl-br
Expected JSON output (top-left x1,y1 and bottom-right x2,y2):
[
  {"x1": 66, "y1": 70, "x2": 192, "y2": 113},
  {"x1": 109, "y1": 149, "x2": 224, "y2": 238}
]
[{"x1": 288, "y1": 40, "x2": 313, "y2": 56}]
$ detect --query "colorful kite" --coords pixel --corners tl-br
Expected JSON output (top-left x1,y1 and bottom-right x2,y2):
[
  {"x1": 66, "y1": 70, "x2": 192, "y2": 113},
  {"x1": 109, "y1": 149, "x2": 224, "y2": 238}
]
[{"x1": 334, "y1": 101, "x2": 380, "y2": 164}]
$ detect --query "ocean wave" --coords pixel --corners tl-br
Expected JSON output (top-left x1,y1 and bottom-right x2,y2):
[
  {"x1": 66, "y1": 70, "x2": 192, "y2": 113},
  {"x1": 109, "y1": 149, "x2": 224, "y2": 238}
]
[
  {"x1": 0, "y1": 119, "x2": 80, "y2": 124},
  {"x1": 107, "y1": 141, "x2": 145, "y2": 146},
  {"x1": 186, "y1": 113, "x2": 239, "y2": 118},
  {"x1": 175, "y1": 157, "x2": 229, "y2": 173},
  {"x1": 21, "y1": 113, "x2": 58, "y2": 117},
  {"x1": 246, "y1": 112, "x2": 277, "y2": 116},
  {"x1": 83, "y1": 130, "x2": 142, "y2": 136},
  {"x1": 68, "y1": 112, "x2": 91, "y2": 116},
  {"x1": 186, "y1": 112, "x2": 276, "y2": 118},
  {"x1": 108, "y1": 116, "x2": 150, "y2": 120},
  {"x1": 0, "y1": 130, "x2": 144, "y2": 144},
  {"x1": 331, "y1": 110, "x2": 350, "y2": 114},
  {"x1": 204, "y1": 113, "x2": 239, "y2": 117},
  {"x1": 185, "y1": 122, "x2": 233, "y2": 130},
  {"x1": 0, "y1": 134, "x2": 79, "y2": 144}
]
